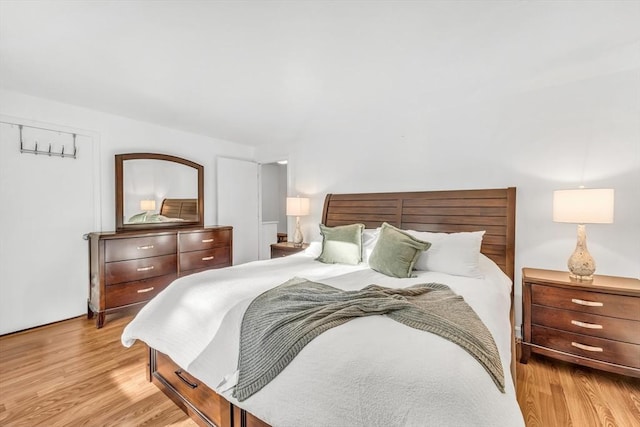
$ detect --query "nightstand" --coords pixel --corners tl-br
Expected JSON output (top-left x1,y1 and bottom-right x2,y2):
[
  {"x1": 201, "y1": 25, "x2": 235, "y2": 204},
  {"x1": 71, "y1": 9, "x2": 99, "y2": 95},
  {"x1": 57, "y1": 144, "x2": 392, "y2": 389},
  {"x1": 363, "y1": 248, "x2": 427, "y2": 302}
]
[
  {"x1": 520, "y1": 267, "x2": 640, "y2": 377},
  {"x1": 270, "y1": 242, "x2": 309, "y2": 258}
]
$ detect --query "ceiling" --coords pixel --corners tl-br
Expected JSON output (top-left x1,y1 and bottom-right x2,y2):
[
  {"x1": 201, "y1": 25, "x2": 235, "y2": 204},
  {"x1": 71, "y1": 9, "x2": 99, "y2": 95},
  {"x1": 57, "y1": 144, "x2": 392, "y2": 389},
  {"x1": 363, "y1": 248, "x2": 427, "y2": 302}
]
[{"x1": 1, "y1": 1, "x2": 638, "y2": 147}]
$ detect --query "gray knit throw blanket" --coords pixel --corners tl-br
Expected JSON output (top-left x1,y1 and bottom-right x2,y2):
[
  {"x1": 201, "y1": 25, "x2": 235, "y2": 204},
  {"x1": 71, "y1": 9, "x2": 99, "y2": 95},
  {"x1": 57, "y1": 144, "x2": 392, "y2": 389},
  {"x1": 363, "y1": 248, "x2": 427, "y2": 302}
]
[{"x1": 233, "y1": 277, "x2": 505, "y2": 401}]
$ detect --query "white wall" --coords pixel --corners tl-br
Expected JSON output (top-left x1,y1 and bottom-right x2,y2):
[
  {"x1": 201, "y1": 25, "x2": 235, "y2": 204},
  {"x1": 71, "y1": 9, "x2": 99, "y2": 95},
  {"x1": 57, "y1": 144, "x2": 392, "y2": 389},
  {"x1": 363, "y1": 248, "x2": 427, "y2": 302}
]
[
  {"x1": 1, "y1": 89, "x2": 255, "y2": 229},
  {"x1": 0, "y1": 89, "x2": 255, "y2": 333},
  {"x1": 257, "y1": 69, "x2": 640, "y2": 333}
]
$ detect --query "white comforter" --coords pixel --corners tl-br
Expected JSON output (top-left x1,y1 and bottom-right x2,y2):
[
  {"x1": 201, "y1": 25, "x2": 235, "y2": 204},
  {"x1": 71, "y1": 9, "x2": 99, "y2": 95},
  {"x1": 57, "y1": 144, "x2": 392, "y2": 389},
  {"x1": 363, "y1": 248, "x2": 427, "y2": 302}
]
[{"x1": 122, "y1": 248, "x2": 525, "y2": 427}]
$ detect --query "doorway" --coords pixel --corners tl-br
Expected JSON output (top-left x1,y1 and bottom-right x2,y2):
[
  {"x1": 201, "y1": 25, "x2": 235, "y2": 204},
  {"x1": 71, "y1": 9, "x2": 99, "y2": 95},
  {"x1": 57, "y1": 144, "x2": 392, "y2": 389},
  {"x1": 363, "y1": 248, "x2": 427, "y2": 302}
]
[
  {"x1": 259, "y1": 161, "x2": 287, "y2": 259},
  {"x1": 0, "y1": 120, "x2": 97, "y2": 334}
]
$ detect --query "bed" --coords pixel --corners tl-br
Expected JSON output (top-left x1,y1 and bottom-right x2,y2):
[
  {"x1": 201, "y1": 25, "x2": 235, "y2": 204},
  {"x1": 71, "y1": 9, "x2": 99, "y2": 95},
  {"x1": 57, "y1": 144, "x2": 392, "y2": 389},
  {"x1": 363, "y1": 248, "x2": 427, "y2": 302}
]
[
  {"x1": 126, "y1": 198, "x2": 198, "y2": 224},
  {"x1": 122, "y1": 187, "x2": 522, "y2": 427}
]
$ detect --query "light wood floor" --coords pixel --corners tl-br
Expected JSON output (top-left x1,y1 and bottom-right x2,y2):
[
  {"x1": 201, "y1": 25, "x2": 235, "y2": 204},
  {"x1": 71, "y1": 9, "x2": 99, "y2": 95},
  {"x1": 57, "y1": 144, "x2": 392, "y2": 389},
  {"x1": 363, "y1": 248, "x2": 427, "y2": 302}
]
[
  {"x1": 0, "y1": 311, "x2": 197, "y2": 427},
  {"x1": 515, "y1": 344, "x2": 640, "y2": 427},
  {"x1": 1, "y1": 313, "x2": 639, "y2": 427}
]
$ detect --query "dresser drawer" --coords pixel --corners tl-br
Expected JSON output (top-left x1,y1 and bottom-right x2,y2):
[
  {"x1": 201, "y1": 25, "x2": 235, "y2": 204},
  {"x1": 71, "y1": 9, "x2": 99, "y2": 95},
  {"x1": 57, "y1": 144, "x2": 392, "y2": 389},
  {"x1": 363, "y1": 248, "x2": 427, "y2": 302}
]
[
  {"x1": 154, "y1": 352, "x2": 230, "y2": 426},
  {"x1": 105, "y1": 235, "x2": 177, "y2": 262},
  {"x1": 105, "y1": 274, "x2": 177, "y2": 309},
  {"x1": 532, "y1": 305, "x2": 640, "y2": 344},
  {"x1": 532, "y1": 325, "x2": 640, "y2": 368},
  {"x1": 531, "y1": 284, "x2": 640, "y2": 321},
  {"x1": 179, "y1": 229, "x2": 231, "y2": 252},
  {"x1": 105, "y1": 254, "x2": 177, "y2": 285},
  {"x1": 179, "y1": 247, "x2": 230, "y2": 273}
]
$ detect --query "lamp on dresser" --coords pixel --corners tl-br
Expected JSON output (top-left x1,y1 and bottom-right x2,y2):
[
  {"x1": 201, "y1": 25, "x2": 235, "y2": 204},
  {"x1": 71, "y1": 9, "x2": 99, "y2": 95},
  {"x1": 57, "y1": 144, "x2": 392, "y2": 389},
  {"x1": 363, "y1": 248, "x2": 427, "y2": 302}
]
[
  {"x1": 286, "y1": 196, "x2": 310, "y2": 247},
  {"x1": 140, "y1": 199, "x2": 156, "y2": 213},
  {"x1": 553, "y1": 188, "x2": 614, "y2": 281}
]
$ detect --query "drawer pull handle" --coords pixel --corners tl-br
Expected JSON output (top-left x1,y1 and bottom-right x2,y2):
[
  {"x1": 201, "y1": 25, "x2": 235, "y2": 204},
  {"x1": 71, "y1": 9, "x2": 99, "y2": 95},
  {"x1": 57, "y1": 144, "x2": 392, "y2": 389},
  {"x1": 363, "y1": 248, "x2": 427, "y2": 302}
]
[
  {"x1": 571, "y1": 298, "x2": 603, "y2": 307},
  {"x1": 136, "y1": 266, "x2": 155, "y2": 272},
  {"x1": 137, "y1": 287, "x2": 154, "y2": 294},
  {"x1": 571, "y1": 320, "x2": 603, "y2": 329},
  {"x1": 202, "y1": 256, "x2": 214, "y2": 261},
  {"x1": 202, "y1": 238, "x2": 214, "y2": 243},
  {"x1": 571, "y1": 342, "x2": 603, "y2": 352},
  {"x1": 137, "y1": 245, "x2": 154, "y2": 250},
  {"x1": 174, "y1": 370, "x2": 198, "y2": 389}
]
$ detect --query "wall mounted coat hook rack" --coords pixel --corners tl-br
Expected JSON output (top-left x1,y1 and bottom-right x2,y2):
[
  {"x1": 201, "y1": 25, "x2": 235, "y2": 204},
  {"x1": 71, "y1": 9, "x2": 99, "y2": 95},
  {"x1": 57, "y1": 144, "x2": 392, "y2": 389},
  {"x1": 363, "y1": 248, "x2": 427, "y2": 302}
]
[{"x1": 12, "y1": 123, "x2": 78, "y2": 159}]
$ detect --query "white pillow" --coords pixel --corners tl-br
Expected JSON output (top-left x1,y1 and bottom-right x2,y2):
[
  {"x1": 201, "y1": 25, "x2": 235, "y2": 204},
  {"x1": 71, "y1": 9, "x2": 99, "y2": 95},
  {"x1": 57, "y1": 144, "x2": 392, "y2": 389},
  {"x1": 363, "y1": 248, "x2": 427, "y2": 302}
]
[
  {"x1": 362, "y1": 228, "x2": 380, "y2": 263},
  {"x1": 408, "y1": 230, "x2": 485, "y2": 278},
  {"x1": 304, "y1": 241, "x2": 323, "y2": 257}
]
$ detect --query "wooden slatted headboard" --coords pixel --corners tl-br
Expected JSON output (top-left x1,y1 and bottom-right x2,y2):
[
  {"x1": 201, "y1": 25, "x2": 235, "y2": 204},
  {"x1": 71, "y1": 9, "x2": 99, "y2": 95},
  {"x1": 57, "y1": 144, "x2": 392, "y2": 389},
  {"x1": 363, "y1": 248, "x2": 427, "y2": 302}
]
[
  {"x1": 160, "y1": 198, "x2": 199, "y2": 221},
  {"x1": 321, "y1": 187, "x2": 516, "y2": 282}
]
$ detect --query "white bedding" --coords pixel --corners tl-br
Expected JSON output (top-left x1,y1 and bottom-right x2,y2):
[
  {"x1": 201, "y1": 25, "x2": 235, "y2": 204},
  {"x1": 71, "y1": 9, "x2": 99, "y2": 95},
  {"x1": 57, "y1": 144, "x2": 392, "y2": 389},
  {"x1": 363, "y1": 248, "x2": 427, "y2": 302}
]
[{"x1": 122, "y1": 248, "x2": 525, "y2": 427}]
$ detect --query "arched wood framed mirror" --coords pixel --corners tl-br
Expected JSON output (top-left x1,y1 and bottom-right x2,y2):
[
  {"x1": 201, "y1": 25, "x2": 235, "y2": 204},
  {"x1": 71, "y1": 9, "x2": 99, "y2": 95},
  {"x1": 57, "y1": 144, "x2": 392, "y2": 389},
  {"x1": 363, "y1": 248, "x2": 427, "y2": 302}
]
[{"x1": 115, "y1": 153, "x2": 204, "y2": 231}]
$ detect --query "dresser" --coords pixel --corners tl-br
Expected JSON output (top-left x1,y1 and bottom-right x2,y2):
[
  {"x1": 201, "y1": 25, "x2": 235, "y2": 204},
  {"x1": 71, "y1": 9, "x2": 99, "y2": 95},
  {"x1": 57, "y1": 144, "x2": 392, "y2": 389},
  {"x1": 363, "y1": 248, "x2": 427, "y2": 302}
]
[
  {"x1": 520, "y1": 268, "x2": 640, "y2": 377},
  {"x1": 87, "y1": 226, "x2": 232, "y2": 328}
]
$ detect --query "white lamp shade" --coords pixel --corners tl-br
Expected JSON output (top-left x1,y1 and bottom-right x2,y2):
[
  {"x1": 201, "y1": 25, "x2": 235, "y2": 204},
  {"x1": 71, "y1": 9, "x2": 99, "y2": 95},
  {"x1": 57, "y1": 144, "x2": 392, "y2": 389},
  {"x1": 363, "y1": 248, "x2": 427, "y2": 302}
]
[
  {"x1": 140, "y1": 199, "x2": 156, "y2": 211},
  {"x1": 553, "y1": 188, "x2": 614, "y2": 224},
  {"x1": 286, "y1": 197, "x2": 310, "y2": 216}
]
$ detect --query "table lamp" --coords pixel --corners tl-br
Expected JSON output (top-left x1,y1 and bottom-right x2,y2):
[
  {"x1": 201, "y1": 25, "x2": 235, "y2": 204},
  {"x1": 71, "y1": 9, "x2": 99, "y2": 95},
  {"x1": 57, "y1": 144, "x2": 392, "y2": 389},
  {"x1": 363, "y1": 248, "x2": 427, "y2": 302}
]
[
  {"x1": 286, "y1": 196, "x2": 310, "y2": 247},
  {"x1": 140, "y1": 199, "x2": 156, "y2": 213},
  {"x1": 553, "y1": 188, "x2": 614, "y2": 280}
]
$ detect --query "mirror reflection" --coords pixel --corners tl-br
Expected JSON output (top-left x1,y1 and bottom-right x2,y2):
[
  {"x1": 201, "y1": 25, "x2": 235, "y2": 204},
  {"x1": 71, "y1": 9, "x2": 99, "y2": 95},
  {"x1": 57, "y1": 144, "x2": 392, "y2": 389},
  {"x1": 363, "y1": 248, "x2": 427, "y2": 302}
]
[
  {"x1": 123, "y1": 159, "x2": 198, "y2": 224},
  {"x1": 115, "y1": 153, "x2": 204, "y2": 231}
]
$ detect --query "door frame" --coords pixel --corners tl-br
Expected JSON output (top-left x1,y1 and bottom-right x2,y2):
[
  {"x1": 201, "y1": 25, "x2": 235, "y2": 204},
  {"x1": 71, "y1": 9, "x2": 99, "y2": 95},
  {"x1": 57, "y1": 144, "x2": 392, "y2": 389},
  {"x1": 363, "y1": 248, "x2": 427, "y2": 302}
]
[{"x1": 257, "y1": 156, "x2": 291, "y2": 240}]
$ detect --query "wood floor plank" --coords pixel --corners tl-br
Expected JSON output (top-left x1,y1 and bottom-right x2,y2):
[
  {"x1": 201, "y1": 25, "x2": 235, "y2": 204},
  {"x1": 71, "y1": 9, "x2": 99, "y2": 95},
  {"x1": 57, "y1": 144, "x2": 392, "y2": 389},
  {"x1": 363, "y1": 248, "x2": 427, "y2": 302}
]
[
  {"x1": 517, "y1": 351, "x2": 640, "y2": 427},
  {"x1": 1, "y1": 314, "x2": 639, "y2": 426},
  {"x1": 548, "y1": 382, "x2": 571, "y2": 427},
  {"x1": 516, "y1": 364, "x2": 546, "y2": 426}
]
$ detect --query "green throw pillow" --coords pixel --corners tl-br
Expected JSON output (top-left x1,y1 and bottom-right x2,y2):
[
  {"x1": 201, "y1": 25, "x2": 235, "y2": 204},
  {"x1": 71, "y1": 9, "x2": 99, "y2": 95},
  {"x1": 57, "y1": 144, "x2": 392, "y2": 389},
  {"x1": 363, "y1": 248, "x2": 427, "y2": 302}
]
[
  {"x1": 316, "y1": 223, "x2": 365, "y2": 265},
  {"x1": 368, "y1": 222, "x2": 431, "y2": 278}
]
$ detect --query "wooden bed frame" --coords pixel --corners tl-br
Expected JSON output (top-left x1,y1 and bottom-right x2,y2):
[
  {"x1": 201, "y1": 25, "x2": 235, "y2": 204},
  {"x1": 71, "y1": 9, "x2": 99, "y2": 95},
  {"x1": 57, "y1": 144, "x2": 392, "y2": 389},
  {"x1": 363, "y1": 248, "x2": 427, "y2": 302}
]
[
  {"x1": 147, "y1": 187, "x2": 517, "y2": 427},
  {"x1": 160, "y1": 198, "x2": 199, "y2": 221}
]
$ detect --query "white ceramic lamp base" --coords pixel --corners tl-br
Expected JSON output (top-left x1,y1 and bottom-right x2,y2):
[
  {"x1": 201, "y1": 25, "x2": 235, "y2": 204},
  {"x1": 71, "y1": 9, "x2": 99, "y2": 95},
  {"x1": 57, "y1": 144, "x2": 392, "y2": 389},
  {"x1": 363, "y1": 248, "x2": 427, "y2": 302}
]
[
  {"x1": 567, "y1": 224, "x2": 595, "y2": 281},
  {"x1": 293, "y1": 216, "x2": 304, "y2": 247}
]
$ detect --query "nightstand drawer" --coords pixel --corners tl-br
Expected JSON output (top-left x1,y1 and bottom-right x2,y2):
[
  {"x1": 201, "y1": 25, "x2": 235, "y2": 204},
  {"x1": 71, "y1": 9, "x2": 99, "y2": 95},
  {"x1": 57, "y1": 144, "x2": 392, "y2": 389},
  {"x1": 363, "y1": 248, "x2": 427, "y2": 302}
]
[
  {"x1": 532, "y1": 325, "x2": 640, "y2": 369},
  {"x1": 105, "y1": 235, "x2": 177, "y2": 262},
  {"x1": 270, "y1": 242, "x2": 309, "y2": 258},
  {"x1": 531, "y1": 284, "x2": 640, "y2": 321},
  {"x1": 271, "y1": 248, "x2": 291, "y2": 258},
  {"x1": 105, "y1": 254, "x2": 177, "y2": 285},
  {"x1": 179, "y1": 229, "x2": 231, "y2": 252},
  {"x1": 532, "y1": 305, "x2": 640, "y2": 344}
]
